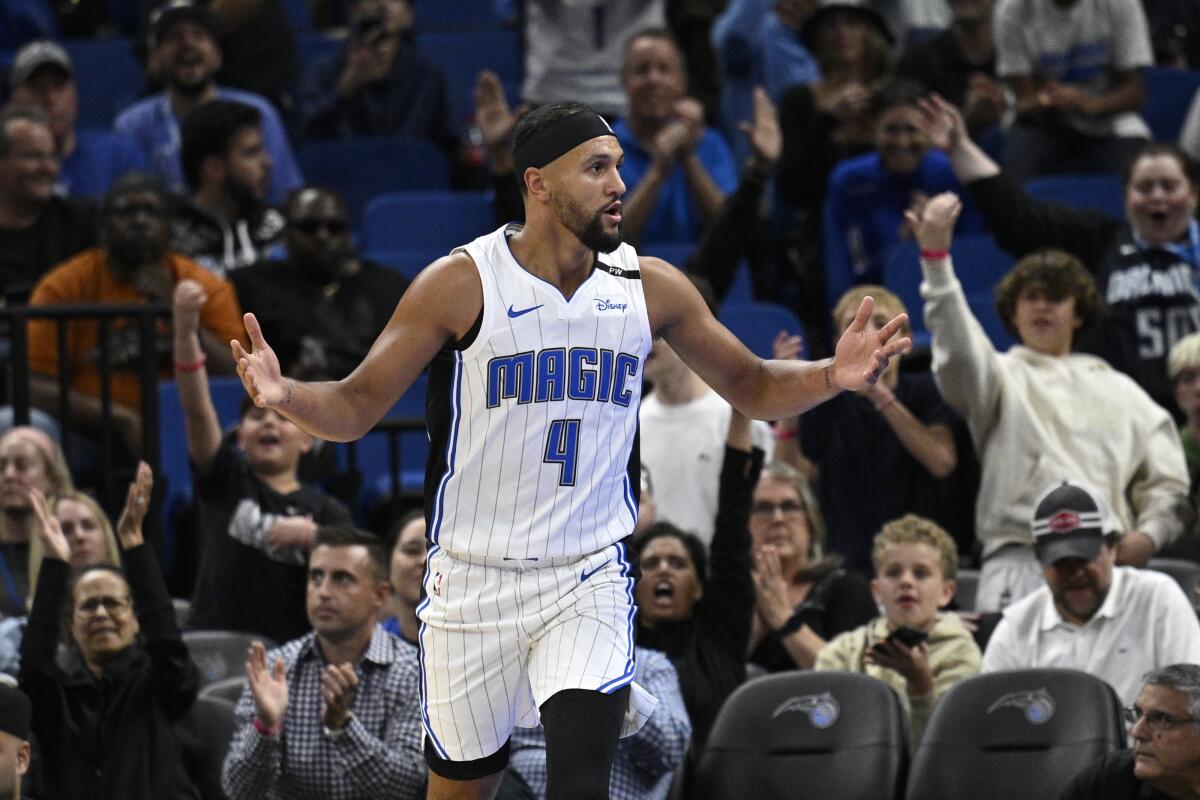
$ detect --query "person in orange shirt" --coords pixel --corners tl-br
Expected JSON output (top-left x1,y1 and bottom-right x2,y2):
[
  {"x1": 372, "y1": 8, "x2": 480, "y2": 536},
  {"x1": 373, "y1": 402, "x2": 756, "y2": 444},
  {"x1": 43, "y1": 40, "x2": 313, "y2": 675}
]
[{"x1": 26, "y1": 171, "x2": 246, "y2": 457}]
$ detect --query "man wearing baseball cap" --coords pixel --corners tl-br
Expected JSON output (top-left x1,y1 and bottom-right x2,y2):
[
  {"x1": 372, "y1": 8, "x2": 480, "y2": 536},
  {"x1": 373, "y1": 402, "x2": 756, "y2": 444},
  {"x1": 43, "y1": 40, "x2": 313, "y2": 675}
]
[
  {"x1": 981, "y1": 479, "x2": 1200, "y2": 705},
  {"x1": 113, "y1": 0, "x2": 301, "y2": 203},
  {"x1": 8, "y1": 40, "x2": 146, "y2": 198}
]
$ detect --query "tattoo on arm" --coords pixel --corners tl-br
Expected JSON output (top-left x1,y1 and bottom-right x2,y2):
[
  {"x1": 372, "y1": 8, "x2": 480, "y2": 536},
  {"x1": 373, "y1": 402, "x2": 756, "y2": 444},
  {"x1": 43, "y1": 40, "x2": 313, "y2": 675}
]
[
  {"x1": 823, "y1": 365, "x2": 832, "y2": 390},
  {"x1": 283, "y1": 378, "x2": 295, "y2": 406}
]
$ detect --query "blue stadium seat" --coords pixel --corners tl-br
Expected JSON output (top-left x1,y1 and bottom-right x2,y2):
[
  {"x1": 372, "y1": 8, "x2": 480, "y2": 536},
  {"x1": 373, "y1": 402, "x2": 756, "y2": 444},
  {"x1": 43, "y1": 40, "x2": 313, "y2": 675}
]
[
  {"x1": 1026, "y1": 174, "x2": 1124, "y2": 221},
  {"x1": 719, "y1": 302, "x2": 809, "y2": 360},
  {"x1": 417, "y1": 29, "x2": 521, "y2": 123},
  {"x1": 640, "y1": 241, "x2": 694, "y2": 267},
  {"x1": 884, "y1": 235, "x2": 1016, "y2": 352},
  {"x1": 157, "y1": 377, "x2": 246, "y2": 565},
  {"x1": 967, "y1": 292, "x2": 1014, "y2": 350},
  {"x1": 63, "y1": 38, "x2": 143, "y2": 128},
  {"x1": 1143, "y1": 67, "x2": 1200, "y2": 142},
  {"x1": 415, "y1": 0, "x2": 506, "y2": 30},
  {"x1": 280, "y1": 0, "x2": 311, "y2": 31},
  {"x1": 298, "y1": 138, "x2": 452, "y2": 228},
  {"x1": 362, "y1": 190, "x2": 493, "y2": 251},
  {"x1": 362, "y1": 246, "x2": 450, "y2": 280}
]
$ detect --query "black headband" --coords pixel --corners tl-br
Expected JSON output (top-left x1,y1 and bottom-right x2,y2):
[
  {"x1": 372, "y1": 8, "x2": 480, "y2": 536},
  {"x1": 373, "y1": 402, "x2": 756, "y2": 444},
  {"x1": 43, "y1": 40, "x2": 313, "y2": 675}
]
[{"x1": 512, "y1": 111, "x2": 616, "y2": 177}]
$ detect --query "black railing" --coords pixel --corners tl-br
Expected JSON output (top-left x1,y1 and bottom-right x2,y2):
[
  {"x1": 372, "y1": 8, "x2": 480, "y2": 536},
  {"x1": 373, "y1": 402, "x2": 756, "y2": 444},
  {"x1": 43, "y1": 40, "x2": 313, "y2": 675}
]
[{"x1": 4, "y1": 303, "x2": 168, "y2": 542}]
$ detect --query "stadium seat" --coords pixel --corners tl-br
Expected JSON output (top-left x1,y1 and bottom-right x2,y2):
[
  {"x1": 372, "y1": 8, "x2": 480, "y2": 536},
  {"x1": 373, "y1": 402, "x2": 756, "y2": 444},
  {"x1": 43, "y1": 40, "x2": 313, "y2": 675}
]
[
  {"x1": 954, "y1": 568, "x2": 979, "y2": 612},
  {"x1": 175, "y1": 695, "x2": 237, "y2": 799},
  {"x1": 1143, "y1": 67, "x2": 1200, "y2": 143},
  {"x1": 907, "y1": 669, "x2": 1125, "y2": 800},
  {"x1": 280, "y1": 0, "x2": 311, "y2": 31},
  {"x1": 172, "y1": 597, "x2": 191, "y2": 629},
  {"x1": 719, "y1": 302, "x2": 809, "y2": 360},
  {"x1": 884, "y1": 235, "x2": 1016, "y2": 349},
  {"x1": 199, "y1": 675, "x2": 249, "y2": 705},
  {"x1": 694, "y1": 672, "x2": 908, "y2": 800},
  {"x1": 362, "y1": 246, "x2": 450, "y2": 281},
  {"x1": 417, "y1": 29, "x2": 521, "y2": 123},
  {"x1": 183, "y1": 630, "x2": 276, "y2": 686},
  {"x1": 298, "y1": 31, "x2": 342, "y2": 66},
  {"x1": 1148, "y1": 558, "x2": 1200, "y2": 609},
  {"x1": 298, "y1": 138, "x2": 452, "y2": 228},
  {"x1": 639, "y1": 241, "x2": 695, "y2": 268},
  {"x1": 62, "y1": 38, "x2": 143, "y2": 128},
  {"x1": 416, "y1": 0, "x2": 506, "y2": 30},
  {"x1": 967, "y1": 292, "x2": 1014, "y2": 350},
  {"x1": 1026, "y1": 174, "x2": 1124, "y2": 221},
  {"x1": 362, "y1": 191, "x2": 493, "y2": 252},
  {"x1": 157, "y1": 377, "x2": 247, "y2": 567}
]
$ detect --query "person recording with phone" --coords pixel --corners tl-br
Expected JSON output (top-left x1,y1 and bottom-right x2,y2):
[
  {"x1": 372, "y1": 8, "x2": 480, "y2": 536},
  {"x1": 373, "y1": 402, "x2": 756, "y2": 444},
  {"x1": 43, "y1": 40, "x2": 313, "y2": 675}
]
[
  {"x1": 816, "y1": 515, "x2": 981, "y2": 745},
  {"x1": 298, "y1": 0, "x2": 459, "y2": 155}
]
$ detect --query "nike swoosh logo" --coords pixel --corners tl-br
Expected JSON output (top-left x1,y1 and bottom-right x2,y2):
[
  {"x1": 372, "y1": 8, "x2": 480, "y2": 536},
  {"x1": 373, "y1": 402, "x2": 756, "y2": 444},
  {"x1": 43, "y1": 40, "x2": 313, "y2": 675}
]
[
  {"x1": 580, "y1": 561, "x2": 610, "y2": 582},
  {"x1": 507, "y1": 303, "x2": 544, "y2": 318}
]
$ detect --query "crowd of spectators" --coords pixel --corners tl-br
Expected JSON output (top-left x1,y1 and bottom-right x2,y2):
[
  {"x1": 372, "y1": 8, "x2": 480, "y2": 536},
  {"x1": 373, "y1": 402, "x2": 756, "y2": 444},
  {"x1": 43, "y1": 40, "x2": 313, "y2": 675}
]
[{"x1": 2, "y1": 0, "x2": 1200, "y2": 796}]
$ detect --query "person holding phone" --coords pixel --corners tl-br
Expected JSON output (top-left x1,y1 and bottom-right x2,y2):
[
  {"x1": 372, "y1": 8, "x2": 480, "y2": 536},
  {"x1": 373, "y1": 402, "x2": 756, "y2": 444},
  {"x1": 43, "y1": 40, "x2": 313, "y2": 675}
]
[{"x1": 815, "y1": 514, "x2": 981, "y2": 745}]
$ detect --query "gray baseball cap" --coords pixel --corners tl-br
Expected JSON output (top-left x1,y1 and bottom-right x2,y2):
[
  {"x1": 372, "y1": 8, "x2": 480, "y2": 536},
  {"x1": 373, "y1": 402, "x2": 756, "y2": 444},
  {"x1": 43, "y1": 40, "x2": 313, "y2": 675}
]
[{"x1": 9, "y1": 40, "x2": 73, "y2": 89}]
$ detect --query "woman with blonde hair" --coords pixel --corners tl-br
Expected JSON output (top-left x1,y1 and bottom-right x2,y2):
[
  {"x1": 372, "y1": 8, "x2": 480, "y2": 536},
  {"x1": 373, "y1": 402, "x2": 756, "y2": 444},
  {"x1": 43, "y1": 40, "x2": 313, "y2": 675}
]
[
  {"x1": 27, "y1": 490, "x2": 122, "y2": 604},
  {"x1": 747, "y1": 461, "x2": 877, "y2": 671},
  {"x1": 0, "y1": 427, "x2": 73, "y2": 616}
]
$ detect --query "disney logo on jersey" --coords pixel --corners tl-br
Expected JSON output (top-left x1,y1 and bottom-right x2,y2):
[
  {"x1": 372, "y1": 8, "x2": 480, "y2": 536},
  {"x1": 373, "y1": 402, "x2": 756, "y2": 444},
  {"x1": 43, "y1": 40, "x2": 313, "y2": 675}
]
[
  {"x1": 987, "y1": 688, "x2": 1056, "y2": 725},
  {"x1": 593, "y1": 297, "x2": 629, "y2": 314}
]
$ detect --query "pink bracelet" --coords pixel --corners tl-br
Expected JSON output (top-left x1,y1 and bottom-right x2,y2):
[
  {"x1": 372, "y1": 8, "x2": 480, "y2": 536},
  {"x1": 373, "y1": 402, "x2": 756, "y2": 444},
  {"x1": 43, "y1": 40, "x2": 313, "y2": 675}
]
[
  {"x1": 254, "y1": 717, "x2": 282, "y2": 736},
  {"x1": 174, "y1": 355, "x2": 207, "y2": 373},
  {"x1": 919, "y1": 249, "x2": 949, "y2": 260}
]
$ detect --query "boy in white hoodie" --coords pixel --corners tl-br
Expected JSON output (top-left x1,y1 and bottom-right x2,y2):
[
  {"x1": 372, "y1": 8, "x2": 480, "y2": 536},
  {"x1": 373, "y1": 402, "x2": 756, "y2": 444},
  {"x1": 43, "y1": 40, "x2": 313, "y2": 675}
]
[{"x1": 909, "y1": 192, "x2": 1189, "y2": 612}]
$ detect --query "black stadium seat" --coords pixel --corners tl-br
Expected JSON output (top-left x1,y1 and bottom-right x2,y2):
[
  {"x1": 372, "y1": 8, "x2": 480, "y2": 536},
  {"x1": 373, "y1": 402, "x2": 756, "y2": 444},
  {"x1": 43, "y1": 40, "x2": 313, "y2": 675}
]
[
  {"x1": 183, "y1": 631, "x2": 275, "y2": 686},
  {"x1": 176, "y1": 696, "x2": 237, "y2": 800},
  {"x1": 694, "y1": 672, "x2": 908, "y2": 800},
  {"x1": 907, "y1": 669, "x2": 1125, "y2": 800}
]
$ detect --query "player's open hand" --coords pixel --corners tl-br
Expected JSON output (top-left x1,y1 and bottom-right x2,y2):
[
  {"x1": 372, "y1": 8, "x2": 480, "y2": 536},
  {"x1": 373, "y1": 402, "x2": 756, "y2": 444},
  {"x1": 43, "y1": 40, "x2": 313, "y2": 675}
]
[
  {"x1": 832, "y1": 296, "x2": 910, "y2": 391},
  {"x1": 232, "y1": 313, "x2": 287, "y2": 409}
]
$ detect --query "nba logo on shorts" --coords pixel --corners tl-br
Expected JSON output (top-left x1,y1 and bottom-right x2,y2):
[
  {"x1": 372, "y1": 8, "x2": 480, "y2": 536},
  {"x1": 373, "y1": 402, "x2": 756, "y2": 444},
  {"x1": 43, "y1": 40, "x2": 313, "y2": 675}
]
[{"x1": 434, "y1": 572, "x2": 443, "y2": 596}]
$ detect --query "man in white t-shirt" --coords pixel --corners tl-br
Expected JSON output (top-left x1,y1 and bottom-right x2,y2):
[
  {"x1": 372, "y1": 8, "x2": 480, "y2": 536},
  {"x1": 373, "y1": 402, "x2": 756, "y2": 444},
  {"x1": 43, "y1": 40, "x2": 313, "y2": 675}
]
[
  {"x1": 994, "y1": 0, "x2": 1154, "y2": 183},
  {"x1": 982, "y1": 479, "x2": 1200, "y2": 705},
  {"x1": 640, "y1": 278, "x2": 773, "y2": 546}
]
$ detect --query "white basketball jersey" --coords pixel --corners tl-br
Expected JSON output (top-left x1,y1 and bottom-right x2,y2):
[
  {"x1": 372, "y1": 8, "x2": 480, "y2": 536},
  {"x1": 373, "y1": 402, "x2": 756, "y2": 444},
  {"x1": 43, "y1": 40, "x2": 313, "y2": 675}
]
[{"x1": 424, "y1": 224, "x2": 652, "y2": 561}]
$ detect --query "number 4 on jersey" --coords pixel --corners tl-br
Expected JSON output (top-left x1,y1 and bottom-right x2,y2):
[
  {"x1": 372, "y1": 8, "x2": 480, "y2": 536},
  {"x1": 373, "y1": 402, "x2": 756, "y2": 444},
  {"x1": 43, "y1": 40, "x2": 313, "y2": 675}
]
[{"x1": 544, "y1": 419, "x2": 581, "y2": 486}]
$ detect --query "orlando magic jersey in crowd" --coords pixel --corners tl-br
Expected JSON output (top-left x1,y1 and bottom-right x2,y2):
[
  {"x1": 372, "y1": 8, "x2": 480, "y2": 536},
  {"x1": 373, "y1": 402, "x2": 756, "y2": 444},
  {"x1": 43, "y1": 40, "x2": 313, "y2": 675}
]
[{"x1": 423, "y1": 224, "x2": 653, "y2": 561}]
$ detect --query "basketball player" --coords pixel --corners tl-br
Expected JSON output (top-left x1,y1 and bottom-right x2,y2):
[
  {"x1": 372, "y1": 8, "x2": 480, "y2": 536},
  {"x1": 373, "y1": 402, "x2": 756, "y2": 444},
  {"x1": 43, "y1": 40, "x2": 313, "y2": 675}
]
[{"x1": 231, "y1": 101, "x2": 910, "y2": 800}]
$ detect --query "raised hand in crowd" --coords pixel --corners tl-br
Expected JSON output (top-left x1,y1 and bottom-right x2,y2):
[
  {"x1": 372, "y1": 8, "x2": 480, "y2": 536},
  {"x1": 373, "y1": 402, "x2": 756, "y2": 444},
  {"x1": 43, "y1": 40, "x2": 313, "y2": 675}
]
[
  {"x1": 246, "y1": 640, "x2": 288, "y2": 731},
  {"x1": 115, "y1": 461, "x2": 153, "y2": 550},
  {"x1": 817, "y1": 81, "x2": 873, "y2": 123},
  {"x1": 917, "y1": 93, "x2": 969, "y2": 153},
  {"x1": 320, "y1": 662, "x2": 359, "y2": 731},
  {"x1": 962, "y1": 74, "x2": 1006, "y2": 131},
  {"x1": 475, "y1": 70, "x2": 517, "y2": 152},
  {"x1": 739, "y1": 86, "x2": 782, "y2": 174},
  {"x1": 173, "y1": 279, "x2": 208, "y2": 343},
  {"x1": 772, "y1": 330, "x2": 805, "y2": 362},
  {"x1": 905, "y1": 191, "x2": 963, "y2": 253},
  {"x1": 27, "y1": 488, "x2": 70, "y2": 563},
  {"x1": 751, "y1": 545, "x2": 794, "y2": 636}
]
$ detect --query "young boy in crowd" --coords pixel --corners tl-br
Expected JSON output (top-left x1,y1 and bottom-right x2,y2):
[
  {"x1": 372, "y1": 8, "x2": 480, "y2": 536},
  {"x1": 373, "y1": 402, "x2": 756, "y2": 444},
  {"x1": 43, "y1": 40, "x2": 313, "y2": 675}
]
[
  {"x1": 815, "y1": 514, "x2": 981, "y2": 744},
  {"x1": 172, "y1": 280, "x2": 351, "y2": 642}
]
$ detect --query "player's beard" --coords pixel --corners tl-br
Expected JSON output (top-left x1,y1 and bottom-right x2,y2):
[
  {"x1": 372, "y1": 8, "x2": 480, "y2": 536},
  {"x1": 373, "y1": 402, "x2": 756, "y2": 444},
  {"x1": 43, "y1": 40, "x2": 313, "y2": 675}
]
[{"x1": 554, "y1": 191, "x2": 622, "y2": 254}]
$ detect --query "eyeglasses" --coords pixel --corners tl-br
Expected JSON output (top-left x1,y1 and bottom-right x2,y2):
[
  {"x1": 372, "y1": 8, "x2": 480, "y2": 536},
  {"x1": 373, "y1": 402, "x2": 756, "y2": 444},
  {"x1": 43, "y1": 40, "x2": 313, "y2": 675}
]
[
  {"x1": 292, "y1": 218, "x2": 348, "y2": 236},
  {"x1": 75, "y1": 596, "x2": 131, "y2": 617},
  {"x1": 106, "y1": 202, "x2": 166, "y2": 219},
  {"x1": 750, "y1": 500, "x2": 805, "y2": 518},
  {"x1": 1123, "y1": 705, "x2": 1197, "y2": 733}
]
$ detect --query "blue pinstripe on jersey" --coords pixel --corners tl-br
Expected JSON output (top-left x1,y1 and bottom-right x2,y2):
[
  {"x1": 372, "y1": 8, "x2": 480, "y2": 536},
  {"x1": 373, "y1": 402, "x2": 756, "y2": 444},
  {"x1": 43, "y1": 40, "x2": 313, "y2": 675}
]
[
  {"x1": 597, "y1": 541, "x2": 637, "y2": 694},
  {"x1": 429, "y1": 352, "x2": 464, "y2": 546},
  {"x1": 416, "y1": 544, "x2": 450, "y2": 760}
]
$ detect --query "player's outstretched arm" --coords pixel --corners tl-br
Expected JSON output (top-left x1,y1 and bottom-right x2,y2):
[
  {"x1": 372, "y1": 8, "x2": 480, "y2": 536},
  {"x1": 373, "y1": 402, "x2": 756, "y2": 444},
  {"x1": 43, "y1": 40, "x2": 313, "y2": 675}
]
[
  {"x1": 231, "y1": 253, "x2": 482, "y2": 441},
  {"x1": 644, "y1": 257, "x2": 910, "y2": 421}
]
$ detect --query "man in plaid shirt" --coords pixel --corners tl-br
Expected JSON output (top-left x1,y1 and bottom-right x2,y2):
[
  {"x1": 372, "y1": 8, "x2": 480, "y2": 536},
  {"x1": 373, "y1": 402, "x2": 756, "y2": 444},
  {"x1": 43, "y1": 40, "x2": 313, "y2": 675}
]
[{"x1": 222, "y1": 525, "x2": 426, "y2": 799}]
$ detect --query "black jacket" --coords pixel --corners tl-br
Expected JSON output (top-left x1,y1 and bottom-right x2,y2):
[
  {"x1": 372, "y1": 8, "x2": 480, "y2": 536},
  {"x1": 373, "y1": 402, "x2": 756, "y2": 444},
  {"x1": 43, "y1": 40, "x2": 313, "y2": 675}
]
[
  {"x1": 965, "y1": 172, "x2": 1199, "y2": 414},
  {"x1": 170, "y1": 198, "x2": 286, "y2": 277},
  {"x1": 20, "y1": 546, "x2": 200, "y2": 800},
  {"x1": 635, "y1": 444, "x2": 763, "y2": 752}
]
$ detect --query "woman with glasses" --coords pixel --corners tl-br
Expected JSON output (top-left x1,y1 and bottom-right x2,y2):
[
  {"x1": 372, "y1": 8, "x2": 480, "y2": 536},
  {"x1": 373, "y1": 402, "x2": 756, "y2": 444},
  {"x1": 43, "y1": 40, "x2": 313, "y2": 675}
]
[
  {"x1": 19, "y1": 463, "x2": 201, "y2": 799},
  {"x1": 746, "y1": 461, "x2": 877, "y2": 672}
]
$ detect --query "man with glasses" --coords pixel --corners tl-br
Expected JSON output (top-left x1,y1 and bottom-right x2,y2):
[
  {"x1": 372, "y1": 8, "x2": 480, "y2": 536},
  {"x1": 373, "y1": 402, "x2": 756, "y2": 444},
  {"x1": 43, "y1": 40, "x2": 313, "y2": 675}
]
[
  {"x1": 25, "y1": 171, "x2": 245, "y2": 459},
  {"x1": 230, "y1": 186, "x2": 407, "y2": 380},
  {"x1": 1061, "y1": 664, "x2": 1200, "y2": 799},
  {"x1": 981, "y1": 480, "x2": 1200, "y2": 706}
]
